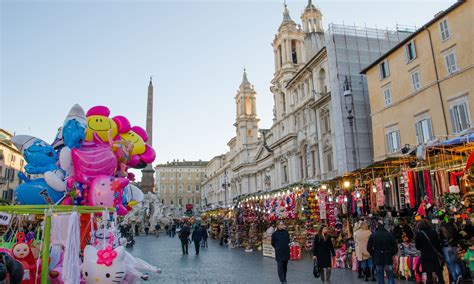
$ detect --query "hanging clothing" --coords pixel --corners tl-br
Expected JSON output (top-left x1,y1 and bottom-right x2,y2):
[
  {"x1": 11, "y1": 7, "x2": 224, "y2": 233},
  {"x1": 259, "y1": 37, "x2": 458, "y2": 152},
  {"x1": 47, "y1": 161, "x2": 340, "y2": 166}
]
[
  {"x1": 407, "y1": 171, "x2": 416, "y2": 208},
  {"x1": 423, "y1": 171, "x2": 433, "y2": 204}
]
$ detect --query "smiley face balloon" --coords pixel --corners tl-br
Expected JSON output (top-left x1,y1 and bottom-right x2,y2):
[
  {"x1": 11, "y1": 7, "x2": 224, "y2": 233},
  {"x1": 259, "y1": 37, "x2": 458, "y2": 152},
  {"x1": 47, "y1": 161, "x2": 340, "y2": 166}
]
[{"x1": 85, "y1": 106, "x2": 118, "y2": 143}]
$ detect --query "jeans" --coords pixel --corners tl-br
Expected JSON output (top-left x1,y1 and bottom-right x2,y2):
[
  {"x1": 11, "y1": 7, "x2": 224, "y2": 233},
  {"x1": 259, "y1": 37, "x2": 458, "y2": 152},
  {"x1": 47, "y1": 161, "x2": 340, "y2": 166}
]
[
  {"x1": 181, "y1": 239, "x2": 188, "y2": 255},
  {"x1": 443, "y1": 246, "x2": 461, "y2": 281},
  {"x1": 277, "y1": 260, "x2": 288, "y2": 282},
  {"x1": 376, "y1": 265, "x2": 394, "y2": 284},
  {"x1": 194, "y1": 241, "x2": 200, "y2": 255},
  {"x1": 361, "y1": 258, "x2": 374, "y2": 270}
]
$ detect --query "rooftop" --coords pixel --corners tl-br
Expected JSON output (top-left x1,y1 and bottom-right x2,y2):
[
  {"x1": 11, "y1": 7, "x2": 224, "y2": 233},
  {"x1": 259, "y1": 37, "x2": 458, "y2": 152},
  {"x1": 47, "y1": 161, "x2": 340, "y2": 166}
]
[
  {"x1": 360, "y1": 0, "x2": 465, "y2": 74},
  {"x1": 155, "y1": 160, "x2": 208, "y2": 168}
]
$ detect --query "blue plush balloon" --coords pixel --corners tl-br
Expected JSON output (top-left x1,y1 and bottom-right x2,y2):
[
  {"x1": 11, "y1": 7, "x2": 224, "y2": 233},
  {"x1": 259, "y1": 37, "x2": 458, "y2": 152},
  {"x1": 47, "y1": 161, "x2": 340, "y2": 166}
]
[
  {"x1": 15, "y1": 173, "x2": 64, "y2": 205},
  {"x1": 62, "y1": 119, "x2": 86, "y2": 149},
  {"x1": 22, "y1": 139, "x2": 58, "y2": 174}
]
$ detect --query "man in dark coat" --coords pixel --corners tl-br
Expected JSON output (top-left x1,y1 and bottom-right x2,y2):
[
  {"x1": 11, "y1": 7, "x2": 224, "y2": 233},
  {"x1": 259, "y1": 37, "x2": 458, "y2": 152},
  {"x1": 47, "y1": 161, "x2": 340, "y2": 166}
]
[
  {"x1": 191, "y1": 226, "x2": 203, "y2": 255},
  {"x1": 439, "y1": 217, "x2": 462, "y2": 283},
  {"x1": 271, "y1": 221, "x2": 290, "y2": 284},
  {"x1": 179, "y1": 224, "x2": 191, "y2": 255},
  {"x1": 367, "y1": 220, "x2": 398, "y2": 284},
  {"x1": 201, "y1": 225, "x2": 208, "y2": 248},
  {"x1": 415, "y1": 219, "x2": 445, "y2": 284}
]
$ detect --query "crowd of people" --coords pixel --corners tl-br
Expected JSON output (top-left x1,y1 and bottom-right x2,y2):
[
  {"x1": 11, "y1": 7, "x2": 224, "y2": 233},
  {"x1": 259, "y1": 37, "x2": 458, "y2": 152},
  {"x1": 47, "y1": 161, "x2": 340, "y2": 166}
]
[{"x1": 271, "y1": 216, "x2": 473, "y2": 284}]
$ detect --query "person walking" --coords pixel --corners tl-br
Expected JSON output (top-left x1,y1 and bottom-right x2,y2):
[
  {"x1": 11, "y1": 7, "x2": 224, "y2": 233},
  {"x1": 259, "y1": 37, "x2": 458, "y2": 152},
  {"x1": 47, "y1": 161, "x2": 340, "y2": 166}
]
[
  {"x1": 155, "y1": 223, "x2": 161, "y2": 237},
  {"x1": 144, "y1": 222, "x2": 150, "y2": 236},
  {"x1": 367, "y1": 220, "x2": 398, "y2": 284},
  {"x1": 134, "y1": 224, "x2": 140, "y2": 236},
  {"x1": 219, "y1": 224, "x2": 225, "y2": 246},
  {"x1": 439, "y1": 217, "x2": 462, "y2": 283},
  {"x1": 415, "y1": 219, "x2": 445, "y2": 284},
  {"x1": 165, "y1": 224, "x2": 170, "y2": 237},
  {"x1": 271, "y1": 221, "x2": 290, "y2": 284},
  {"x1": 171, "y1": 223, "x2": 177, "y2": 238},
  {"x1": 313, "y1": 226, "x2": 336, "y2": 283},
  {"x1": 354, "y1": 221, "x2": 376, "y2": 281},
  {"x1": 393, "y1": 218, "x2": 414, "y2": 243},
  {"x1": 192, "y1": 225, "x2": 203, "y2": 255},
  {"x1": 201, "y1": 225, "x2": 208, "y2": 248},
  {"x1": 179, "y1": 224, "x2": 191, "y2": 255}
]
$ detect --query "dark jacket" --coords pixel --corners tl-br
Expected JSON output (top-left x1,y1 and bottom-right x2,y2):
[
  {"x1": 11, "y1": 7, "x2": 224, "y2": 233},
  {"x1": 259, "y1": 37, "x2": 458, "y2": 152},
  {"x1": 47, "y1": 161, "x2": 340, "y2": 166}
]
[
  {"x1": 179, "y1": 226, "x2": 191, "y2": 241},
  {"x1": 367, "y1": 226, "x2": 398, "y2": 266},
  {"x1": 201, "y1": 227, "x2": 208, "y2": 239},
  {"x1": 192, "y1": 228, "x2": 202, "y2": 243},
  {"x1": 271, "y1": 229, "x2": 290, "y2": 262},
  {"x1": 313, "y1": 234, "x2": 335, "y2": 268},
  {"x1": 393, "y1": 224, "x2": 414, "y2": 243},
  {"x1": 439, "y1": 222, "x2": 460, "y2": 247},
  {"x1": 415, "y1": 228, "x2": 443, "y2": 273}
]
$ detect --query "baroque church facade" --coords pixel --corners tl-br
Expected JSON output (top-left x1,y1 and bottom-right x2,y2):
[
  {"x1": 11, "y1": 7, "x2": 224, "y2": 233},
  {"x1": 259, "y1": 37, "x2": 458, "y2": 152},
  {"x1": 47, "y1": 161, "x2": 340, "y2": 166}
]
[{"x1": 201, "y1": 1, "x2": 411, "y2": 208}]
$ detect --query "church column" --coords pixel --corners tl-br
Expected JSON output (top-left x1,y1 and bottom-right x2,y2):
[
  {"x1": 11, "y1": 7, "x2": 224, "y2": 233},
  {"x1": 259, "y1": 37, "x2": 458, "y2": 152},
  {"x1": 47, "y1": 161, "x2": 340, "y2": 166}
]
[
  {"x1": 252, "y1": 97, "x2": 257, "y2": 115},
  {"x1": 286, "y1": 39, "x2": 291, "y2": 63},
  {"x1": 274, "y1": 50, "x2": 278, "y2": 71},
  {"x1": 282, "y1": 39, "x2": 287, "y2": 63}
]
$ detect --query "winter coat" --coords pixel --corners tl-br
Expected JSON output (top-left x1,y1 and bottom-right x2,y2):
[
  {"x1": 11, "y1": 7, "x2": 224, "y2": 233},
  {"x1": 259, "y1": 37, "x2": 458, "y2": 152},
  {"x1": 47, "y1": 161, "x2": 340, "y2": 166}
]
[
  {"x1": 367, "y1": 226, "x2": 398, "y2": 266},
  {"x1": 313, "y1": 234, "x2": 335, "y2": 268},
  {"x1": 439, "y1": 222, "x2": 460, "y2": 247},
  {"x1": 179, "y1": 226, "x2": 190, "y2": 241},
  {"x1": 271, "y1": 229, "x2": 290, "y2": 262},
  {"x1": 354, "y1": 228, "x2": 372, "y2": 261},
  {"x1": 192, "y1": 228, "x2": 202, "y2": 243},
  {"x1": 415, "y1": 228, "x2": 443, "y2": 273},
  {"x1": 201, "y1": 227, "x2": 208, "y2": 239}
]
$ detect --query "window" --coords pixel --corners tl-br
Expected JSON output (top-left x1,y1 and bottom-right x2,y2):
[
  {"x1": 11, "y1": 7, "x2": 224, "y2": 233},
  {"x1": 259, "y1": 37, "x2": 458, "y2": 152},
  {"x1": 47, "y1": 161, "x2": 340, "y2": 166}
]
[
  {"x1": 386, "y1": 129, "x2": 401, "y2": 154},
  {"x1": 411, "y1": 70, "x2": 421, "y2": 92},
  {"x1": 178, "y1": 173, "x2": 182, "y2": 179},
  {"x1": 281, "y1": 93, "x2": 286, "y2": 114},
  {"x1": 161, "y1": 184, "x2": 166, "y2": 191},
  {"x1": 299, "y1": 157, "x2": 304, "y2": 179},
  {"x1": 439, "y1": 19, "x2": 450, "y2": 41},
  {"x1": 291, "y1": 40, "x2": 297, "y2": 64},
  {"x1": 304, "y1": 145, "x2": 312, "y2": 178},
  {"x1": 179, "y1": 185, "x2": 183, "y2": 192},
  {"x1": 321, "y1": 109, "x2": 331, "y2": 134},
  {"x1": 379, "y1": 59, "x2": 390, "y2": 79},
  {"x1": 11, "y1": 155, "x2": 15, "y2": 162},
  {"x1": 282, "y1": 165, "x2": 288, "y2": 183},
  {"x1": 179, "y1": 198, "x2": 182, "y2": 205},
  {"x1": 450, "y1": 100, "x2": 471, "y2": 133},
  {"x1": 170, "y1": 184, "x2": 174, "y2": 191},
  {"x1": 0, "y1": 166, "x2": 2, "y2": 177},
  {"x1": 324, "y1": 151, "x2": 333, "y2": 172},
  {"x1": 405, "y1": 40, "x2": 417, "y2": 62},
  {"x1": 0, "y1": 149, "x2": 3, "y2": 160},
  {"x1": 187, "y1": 185, "x2": 191, "y2": 192},
  {"x1": 195, "y1": 185, "x2": 200, "y2": 191},
  {"x1": 415, "y1": 118, "x2": 434, "y2": 144},
  {"x1": 444, "y1": 51, "x2": 458, "y2": 75},
  {"x1": 2, "y1": 191, "x2": 7, "y2": 200},
  {"x1": 383, "y1": 87, "x2": 392, "y2": 106},
  {"x1": 188, "y1": 198, "x2": 192, "y2": 205}
]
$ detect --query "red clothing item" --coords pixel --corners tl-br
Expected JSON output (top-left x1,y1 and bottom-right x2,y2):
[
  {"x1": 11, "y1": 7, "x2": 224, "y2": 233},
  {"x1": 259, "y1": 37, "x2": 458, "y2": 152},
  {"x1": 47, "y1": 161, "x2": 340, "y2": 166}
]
[
  {"x1": 408, "y1": 171, "x2": 416, "y2": 208},
  {"x1": 424, "y1": 171, "x2": 433, "y2": 204}
]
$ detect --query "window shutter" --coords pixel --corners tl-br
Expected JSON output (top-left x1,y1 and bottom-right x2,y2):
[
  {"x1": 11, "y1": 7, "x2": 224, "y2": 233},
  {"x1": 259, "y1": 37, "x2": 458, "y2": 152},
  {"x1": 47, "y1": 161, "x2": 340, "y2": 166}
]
[
  {"x1": 396, "y1": 130, "x2": 401, "y2": 150},
  {"x1": 379, "y1": 64, "x2": 383, "y2": 80},
  {"x1": 412, "y1": 40, "x2": 417, "y2": 59},
  {"x1": 386, "y1": 133, "x2": 391, "y2": 153},
  {"x1": 427, "y1": 118, "x2": 434, "y2": 141},
  {"x1": 385, "y1": 60, "x2": 390, "y2": 77},
  {"x1": 415, "y1": 122, "x2": 421, "y2": 144},
  {"x1": 459, "y1": 103, "x2": 469, "y2": 131},
  {"x1": 449, "y1": 108, "x2": 458, "y2": 133}
]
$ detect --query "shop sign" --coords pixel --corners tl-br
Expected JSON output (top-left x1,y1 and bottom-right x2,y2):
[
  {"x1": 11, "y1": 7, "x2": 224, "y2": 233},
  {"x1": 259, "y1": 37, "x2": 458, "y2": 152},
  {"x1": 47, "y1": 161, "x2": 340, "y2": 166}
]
[{"x1": 262, "y1": 239, "x2": 275, "y2": 258}]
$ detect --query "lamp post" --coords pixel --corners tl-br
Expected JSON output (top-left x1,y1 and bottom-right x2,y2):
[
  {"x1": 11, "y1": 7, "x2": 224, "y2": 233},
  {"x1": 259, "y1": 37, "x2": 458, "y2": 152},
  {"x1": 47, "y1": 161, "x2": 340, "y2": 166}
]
[
  {"x1": 343, "y1": 76, "x2": 357, "y2": 171},
  {"x1": 222, "y1": 170, "x2": 230, "y2": 207}
]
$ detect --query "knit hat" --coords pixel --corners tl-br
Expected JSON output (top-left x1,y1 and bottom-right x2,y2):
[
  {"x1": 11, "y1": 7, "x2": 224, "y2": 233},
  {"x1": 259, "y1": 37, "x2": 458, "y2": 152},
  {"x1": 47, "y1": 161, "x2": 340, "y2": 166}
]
[
  {"x1": 64, "y1": 104, "x2": 86, "y2": 126},
  {"x1": 11, "y1": 135, "x2": 45, "y2": 154}
]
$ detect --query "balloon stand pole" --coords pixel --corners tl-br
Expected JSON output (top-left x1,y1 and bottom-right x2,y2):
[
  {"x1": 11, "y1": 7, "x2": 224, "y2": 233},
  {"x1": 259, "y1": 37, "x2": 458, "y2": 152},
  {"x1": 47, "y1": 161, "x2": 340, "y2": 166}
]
[{"x1": 40, "y1": 212, "x2": 51, "y2": 284}]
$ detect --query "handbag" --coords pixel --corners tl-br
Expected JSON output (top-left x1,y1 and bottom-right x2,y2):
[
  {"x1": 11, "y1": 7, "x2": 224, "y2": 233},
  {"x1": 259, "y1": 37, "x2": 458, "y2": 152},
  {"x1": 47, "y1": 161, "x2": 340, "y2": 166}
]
[
  {"x1": 420, "y1": 231, "x2": 444, "y2": 266},
  {"x1": 313, "y1": 259, "x2": 320, "y2": 278}
]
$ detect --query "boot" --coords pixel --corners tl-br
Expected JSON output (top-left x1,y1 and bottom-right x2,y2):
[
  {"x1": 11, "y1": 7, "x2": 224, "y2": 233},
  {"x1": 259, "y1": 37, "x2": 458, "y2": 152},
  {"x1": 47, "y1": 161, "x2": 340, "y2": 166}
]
[
  {"x1": 326, "y1": 268, "x2": 331, "y2": 282},
  {"x1": 358, "y1": 262, "x2": 364, "y2": 279},
  {"x1": 321, "y1": 268, "x2": 326, "y2": 282},
  {"x1": 371, "y1": 267, "x2": 376, "y2": 282},
  {"x1": 364, "y1": 267, "x2": 370, "y2": 281}
]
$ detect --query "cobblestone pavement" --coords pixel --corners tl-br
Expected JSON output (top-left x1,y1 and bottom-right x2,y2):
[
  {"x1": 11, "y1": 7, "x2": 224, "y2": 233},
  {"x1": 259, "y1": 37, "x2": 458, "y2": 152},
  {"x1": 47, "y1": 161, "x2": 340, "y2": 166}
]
[{"x1": 127, "y1": 234, "x2": 414, "y2": 284}]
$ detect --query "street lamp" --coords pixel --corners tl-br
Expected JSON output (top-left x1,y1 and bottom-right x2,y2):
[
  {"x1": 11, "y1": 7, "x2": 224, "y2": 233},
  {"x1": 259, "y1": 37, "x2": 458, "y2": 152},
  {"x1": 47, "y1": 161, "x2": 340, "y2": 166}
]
[
  {"x1": 222, "y1": 170, "x2": 230, "y2": 207},
  {"x1": 343, "y1": 76, "x2": 357, "y2": 171}
]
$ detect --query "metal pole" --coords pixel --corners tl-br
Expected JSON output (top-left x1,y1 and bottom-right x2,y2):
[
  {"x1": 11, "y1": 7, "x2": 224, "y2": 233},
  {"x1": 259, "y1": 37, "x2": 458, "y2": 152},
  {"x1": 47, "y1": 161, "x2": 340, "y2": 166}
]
[
  {"x1": 224, "y1": 171, "x2": 227, "y2": 207},
  {"x1": 40, "y1": 210, "x2": 51, "y2": 284},
  {"x1": 349, "y1": 117, "x2": 357, "y2": 171}
]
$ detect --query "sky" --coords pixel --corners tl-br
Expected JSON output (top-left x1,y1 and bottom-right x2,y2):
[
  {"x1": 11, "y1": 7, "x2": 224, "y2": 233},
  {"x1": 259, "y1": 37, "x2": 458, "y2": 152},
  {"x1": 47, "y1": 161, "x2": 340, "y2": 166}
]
[{"x1": 1, "y1": 0, "x2": 453, "y2": 179}]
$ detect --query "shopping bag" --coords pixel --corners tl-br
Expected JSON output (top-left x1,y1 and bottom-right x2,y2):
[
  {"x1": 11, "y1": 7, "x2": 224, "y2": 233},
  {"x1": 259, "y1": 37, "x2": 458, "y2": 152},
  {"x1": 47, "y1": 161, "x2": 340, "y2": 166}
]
[{"x1": 313, "y1": 259, "x2": 320, "y2": 278}]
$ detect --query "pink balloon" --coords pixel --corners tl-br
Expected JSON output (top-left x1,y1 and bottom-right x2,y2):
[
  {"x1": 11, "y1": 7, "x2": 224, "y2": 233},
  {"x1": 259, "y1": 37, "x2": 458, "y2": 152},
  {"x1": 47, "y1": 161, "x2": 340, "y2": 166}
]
[
  {"x1": 86, "y1": 106, "x2": 110, "y2": 117},
  {"x1": 112, "y1": 116, "x2": 131, "y2": 133},
  {"x1": 72, "y1": 144, "x2": 117, "y2": 184},
  {"x1": 88, "y1": 175, "x2": 128, "y2": 208}
]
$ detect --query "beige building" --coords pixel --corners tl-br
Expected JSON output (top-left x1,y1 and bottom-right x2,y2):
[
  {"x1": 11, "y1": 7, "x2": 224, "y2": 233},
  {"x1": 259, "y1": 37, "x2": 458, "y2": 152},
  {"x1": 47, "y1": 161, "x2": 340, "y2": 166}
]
[
  {"x1": 155, "y1": 160, "x2": 207, "y2": 217},
  {"x1": 0, "y1": 129, "x2": 26, "y2": 202},
  {"x1": 362, "y1": 0, "x2": 473, "y2": 161}
]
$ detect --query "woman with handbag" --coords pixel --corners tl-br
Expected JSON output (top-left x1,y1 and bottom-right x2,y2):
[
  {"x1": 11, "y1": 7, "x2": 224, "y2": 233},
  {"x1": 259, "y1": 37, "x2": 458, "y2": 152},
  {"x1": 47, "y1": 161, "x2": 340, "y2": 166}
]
[
  {"x1": 415, "y1": 219, "x2": 445, "y2": 284},
  {"x1": 354, "y1": 221, "x2": 376, "y2": 281},
  {"x1": 313, "y1": 226, "x2": 335, "y2": 283}
]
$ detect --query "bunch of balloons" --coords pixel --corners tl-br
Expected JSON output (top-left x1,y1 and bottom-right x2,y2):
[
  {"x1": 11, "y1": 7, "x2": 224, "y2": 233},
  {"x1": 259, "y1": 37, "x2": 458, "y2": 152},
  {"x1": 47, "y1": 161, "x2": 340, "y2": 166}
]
[{"x1": 12, "y1": 104, "x2": 155, "y2": 215}]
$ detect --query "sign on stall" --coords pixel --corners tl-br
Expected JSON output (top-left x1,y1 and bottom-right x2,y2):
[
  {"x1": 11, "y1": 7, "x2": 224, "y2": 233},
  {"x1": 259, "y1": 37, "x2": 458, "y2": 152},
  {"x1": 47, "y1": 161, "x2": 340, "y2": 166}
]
[
  {"x1": 0, "y1": 212, "x2": 12, "y2": 226},
  {"x1": 262, "y1": 238, "x2": 275, "y2": 258}
]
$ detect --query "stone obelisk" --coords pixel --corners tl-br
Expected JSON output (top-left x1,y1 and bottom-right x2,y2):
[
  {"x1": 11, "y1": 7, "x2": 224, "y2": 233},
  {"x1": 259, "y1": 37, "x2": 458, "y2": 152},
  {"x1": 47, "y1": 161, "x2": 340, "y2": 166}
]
[{"x1": 141, "y1": 77, "x2": 155, "y2": 193}]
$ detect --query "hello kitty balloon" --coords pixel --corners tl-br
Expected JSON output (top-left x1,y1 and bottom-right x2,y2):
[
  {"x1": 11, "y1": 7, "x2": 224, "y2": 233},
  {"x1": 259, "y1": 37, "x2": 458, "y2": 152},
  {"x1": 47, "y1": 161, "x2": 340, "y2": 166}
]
[
  {"x1": 88, "y1": 175, "x2": 129, "y2": 215},
  {"x1": 81, "y1": 245, "x2": 126, "y2": 284}
]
